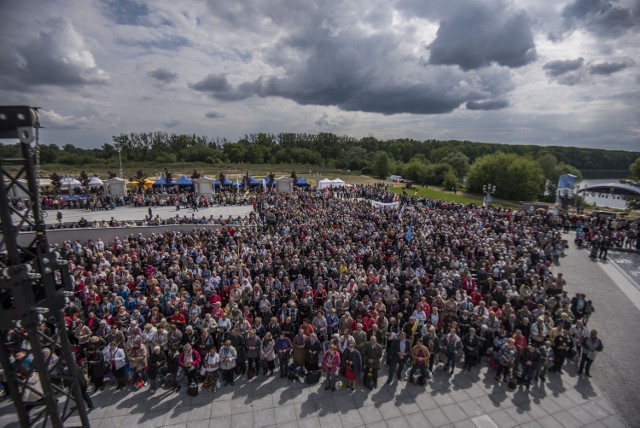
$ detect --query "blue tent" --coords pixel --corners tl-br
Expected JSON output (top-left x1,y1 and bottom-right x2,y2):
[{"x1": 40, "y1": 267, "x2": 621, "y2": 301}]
[
  {"x1": 153, "y1": 176, "x2": 169, "y2": 187},
  {"x1": 248, "y1": 176, "x2": 261, "y2": 188},
  {"x1": 214, "y1": 178, "x2": 233, "y2": 188},
  {"x1": 296, "y1": 177, "x2": 309, "y2": 187},
  {"x1": 171, "y1": 175, "x2": 193, "y2": 188}
]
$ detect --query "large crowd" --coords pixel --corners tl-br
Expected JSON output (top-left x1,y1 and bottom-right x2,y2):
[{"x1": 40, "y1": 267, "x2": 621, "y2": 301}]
[{"x1": 2, "y1": 188, "x2": 609, "y2": 412}]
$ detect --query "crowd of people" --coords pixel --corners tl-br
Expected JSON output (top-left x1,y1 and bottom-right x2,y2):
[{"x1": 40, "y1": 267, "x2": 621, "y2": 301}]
[{"x1": 1, "y1": 189, "x2": 607, "y2": 410}]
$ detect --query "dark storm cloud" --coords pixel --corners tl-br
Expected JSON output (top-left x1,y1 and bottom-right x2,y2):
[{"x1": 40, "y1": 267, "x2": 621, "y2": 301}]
[
  {"x1": 190, "y1": 24, "x2": 515, "y2": 115},
  {"x1": 428, "y1": 4, "x2": 537, "y2": 70},
  {"x1": 466, "y1": 99, "x2": 510, "y2": 110},
  {"x1": 561, "y1": 0, "x2": 640, "y2": 38},
  {"x1": 190, "y1": 73, "x2": 233, "y2": 92},
  {"x1": 543, "y1": 58, "x2": 585, "y2": 76},
  {"x1": 205, "y1": 111, "x2": 224, "y2": 119},
  {"x1": 395, "y1": 0, "x2": 536, "y2": 70},
  {"x1": 588, "y1": 61, "x2": 631, "y2": 75},
  {"x1": 147, "y1": 68, "x2": 178, "y2": 83}
]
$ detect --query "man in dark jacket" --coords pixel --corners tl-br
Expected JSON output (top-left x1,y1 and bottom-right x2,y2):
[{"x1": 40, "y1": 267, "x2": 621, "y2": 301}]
[
  {"x1": 387, "y1": 332, "x2": 410, "y2": 383},
  {"x1": 462, "y1": 328, "x2": 480, "y2": 370},
  {"x1": 519, "y1": 343, "x2": 540, "y2": 388},
  {"x1": 230, "y1": 329, "x2": 247, "y2": 375},
  {"x1": 148, "y1": 345, "x2": 167, "y2": 394},
  {"x1": 363, "y1": 336, "x2": 383, "y2": 389}
]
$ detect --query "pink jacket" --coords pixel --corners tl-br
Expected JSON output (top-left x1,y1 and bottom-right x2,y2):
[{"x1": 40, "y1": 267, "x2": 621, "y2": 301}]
[{"x1": 322, "y1": 350, "x2": 341, "y2": 374}]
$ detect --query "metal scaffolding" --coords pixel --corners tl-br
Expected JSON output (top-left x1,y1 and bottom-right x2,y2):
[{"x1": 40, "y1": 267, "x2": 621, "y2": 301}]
[{"x1": 0, "y1": 106, "x2": 90, "y2": 427}]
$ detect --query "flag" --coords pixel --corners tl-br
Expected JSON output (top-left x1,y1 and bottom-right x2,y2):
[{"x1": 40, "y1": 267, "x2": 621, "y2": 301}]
[
  {"x1": 405, "y1": 224, "x2": 413, "y2": 243},
  {"x1": 262, "y1": 179, "x2": 267, "y2": 192},
  {"x1": 398, "y1": 204, "x2": 405, "y2": 220}
]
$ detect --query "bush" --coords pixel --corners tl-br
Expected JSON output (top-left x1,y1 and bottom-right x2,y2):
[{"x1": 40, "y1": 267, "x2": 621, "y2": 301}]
[{"x1": 156, "y1": 152, "x2": 177, "y2": 163}]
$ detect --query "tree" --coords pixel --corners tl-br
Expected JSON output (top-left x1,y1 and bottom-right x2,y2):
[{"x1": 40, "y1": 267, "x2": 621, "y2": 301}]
[
  {"x1": 164, "y1": 168, "x2": 173, "y2": 186},
  {"x1": 78, "y1": 170, "x2": 90, "y2": 187},
  {"x1": 425, "y1": 163, "x2": 456, "y2": 186},
  {"x1": 107, "y1": 170, "x2": 117, "y2": 179},
  {"x1": 191, "y1": 170, "x2": 201, "y2": 180},
  {"x1": 439, "y1": 151, "x2": 470, "y2": 179},
  {"x1": 49, "y1": 172, "x2": 62, "y2": 193},
  {"x1": 372, "y1": 151, "x2": 392, "y2": 179},
  {"x1": 402, "y1": 158, "x2": 429, "y2": 184},
  {"x1": 132, "y1": 169, "x2": 148, "y2": 190},
  {"x1": 467, "y1": 153, "x2": 544, "y2": 201},
  {"x1": 442, "y1": 170, "x2": 459, "y2": 193},
  {"x1": 536, "y1": 153, "x2": 558, "y2": 180}
]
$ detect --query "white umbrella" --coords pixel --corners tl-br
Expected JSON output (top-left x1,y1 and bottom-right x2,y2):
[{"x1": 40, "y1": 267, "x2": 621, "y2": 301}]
[
  {"x1": 59, "y1": 177, "x2": 81, "y2": 188},
  {"x1": 88, "y1": 176, "x2": 104, "y2": 187}
]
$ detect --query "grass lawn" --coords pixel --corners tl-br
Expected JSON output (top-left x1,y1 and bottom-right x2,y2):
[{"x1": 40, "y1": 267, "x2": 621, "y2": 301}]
[{"x1": 390, "y1": 185, "x2": 520, "y2": 208}]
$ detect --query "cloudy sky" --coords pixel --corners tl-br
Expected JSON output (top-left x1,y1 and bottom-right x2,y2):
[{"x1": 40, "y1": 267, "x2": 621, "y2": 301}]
[{"x1": 1, "y1": 0, "x2": 639, "y2": 151}]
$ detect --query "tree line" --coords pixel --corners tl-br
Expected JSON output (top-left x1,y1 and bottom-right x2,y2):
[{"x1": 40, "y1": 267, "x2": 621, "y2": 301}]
[{"x1": 0, "y1": 132, "x2": 637, "y2": 201}]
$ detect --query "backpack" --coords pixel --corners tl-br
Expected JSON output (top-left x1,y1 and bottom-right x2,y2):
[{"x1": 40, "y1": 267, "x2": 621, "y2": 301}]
[{"x1": 187, "y1": 381, "x2": 199, "y2": 397}]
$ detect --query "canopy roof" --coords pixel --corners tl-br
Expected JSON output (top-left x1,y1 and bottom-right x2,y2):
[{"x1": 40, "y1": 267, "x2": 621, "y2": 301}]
[{"x1": 171, "y1": 175, "x2": 193, "y2": 186}]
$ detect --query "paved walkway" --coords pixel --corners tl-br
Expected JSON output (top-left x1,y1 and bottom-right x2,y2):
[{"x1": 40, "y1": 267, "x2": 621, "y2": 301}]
[
  {"x1": 1, "y1": 233, "x2": 637, "y2": 428},
  {"x1": 34, "y1": 204, "x2": 253, "y2": 226},
  {"x1": 560, "y1": 233, "x2": 640, "y2": 427}
]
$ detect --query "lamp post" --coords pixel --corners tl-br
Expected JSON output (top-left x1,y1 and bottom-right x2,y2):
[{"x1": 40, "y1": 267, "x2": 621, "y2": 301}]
[
  {"x1": 482, "y1": 183, "x2": 496, "y2": 208},
  {"x1": 117, "y1": 146, "x2": 124, "y2": 179}
]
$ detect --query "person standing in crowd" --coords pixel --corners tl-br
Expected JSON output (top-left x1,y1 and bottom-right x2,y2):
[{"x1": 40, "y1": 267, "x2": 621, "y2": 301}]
[
  {"x1": 104, "y1": 341, "x2": 126, "y2": 391},
  {"x1": 322, "y1": 344, "x2": 341, "y2": 392},
  {"x1": 462, "y1": 327, "x2": 480, "y2": 371},
  {"x1": 519, "y1": 343, "x2": 541, "y2": 389},
  {"x1": 443, "y1": 327, "x2": 462, "y2": 375},
  {"x1": 245, "y1": 330, "x2": 262, "y2": 377},
  {"x1": 342, "y1": 339, "x2": 363, "y2": 391},
  {"x1": 202, "y1": 346, "x2": 220, "y2": 391},
  {"x1": 261, "y1": 332, "x2": 276, "y2": 376},
  {"x1": 537, "y1": 340, "x2": 554, "y2": 382},
  {"x1": 578, "y1": 329, "x2": 603, "y2": 377},
  {"x1": 551, "y1": 328, "x2": 573, "y2": 374},
  {"x1": 363, "y1": 335, "x2": 383, "y2": 389},
  {"x1": 387, "y1": 331, "x2": 410, "y2": 383},
  {"x1": 305, "y1": 333, "x2": 322, "y2": 372},
  {"x1": 496, "y1": 338, "x2": 517, "y2": 383},
  {"x1": 147, "y1": 345, "x2": 167, "y2": 394},
  {"x1": 275, "y1": 332, "x2": 292, "y2": 378},
  {"x1": 409, "y1": 336, "x2": 431, "y2": 384},
  {"x1": 220, "y1": 339, "x2": 237, "y2": 386},
  {"x1": 178, "y1": 343, "x2": 201, "y2": 390},
  {"x1": 128, "y1": 338, "x2": 149, "y2": 388}
]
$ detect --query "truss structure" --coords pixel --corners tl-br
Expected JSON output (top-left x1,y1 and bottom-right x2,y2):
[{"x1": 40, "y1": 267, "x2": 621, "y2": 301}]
[{"x1": 0, "y1": 106, "x2": 90, "y2": 427}]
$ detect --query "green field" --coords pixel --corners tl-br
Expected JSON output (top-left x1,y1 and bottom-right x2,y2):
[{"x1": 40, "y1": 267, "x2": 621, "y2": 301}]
[{"x1": 389, "y1": 185, "x2": 520, "y2": 208}]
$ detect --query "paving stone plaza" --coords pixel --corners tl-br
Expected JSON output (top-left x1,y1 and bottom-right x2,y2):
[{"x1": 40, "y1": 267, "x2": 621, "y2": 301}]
[{"x1": 1, "y1": 206, "x2": 638, "y2": 428}]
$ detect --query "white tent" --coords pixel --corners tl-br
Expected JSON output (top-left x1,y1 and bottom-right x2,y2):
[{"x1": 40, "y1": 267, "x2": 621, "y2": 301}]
[
  {"x1": 106, "y1": 177, "x2": 127, "y2": 196},
  {"x1": 193, "y1": 176, "x2": 215, "y2": 195},
  {"x1": 87, "y1": 176, "x2": 104, "y2": 187},
  {"x1": 331, "y1": 178, "x2": 345, "y2": 188},
  {"x1": 59, "y1": 177, "x2": 81, "y2": 188},
  {"x1": 318, "y1": 178, "x2": 332, "y2": 190}
]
